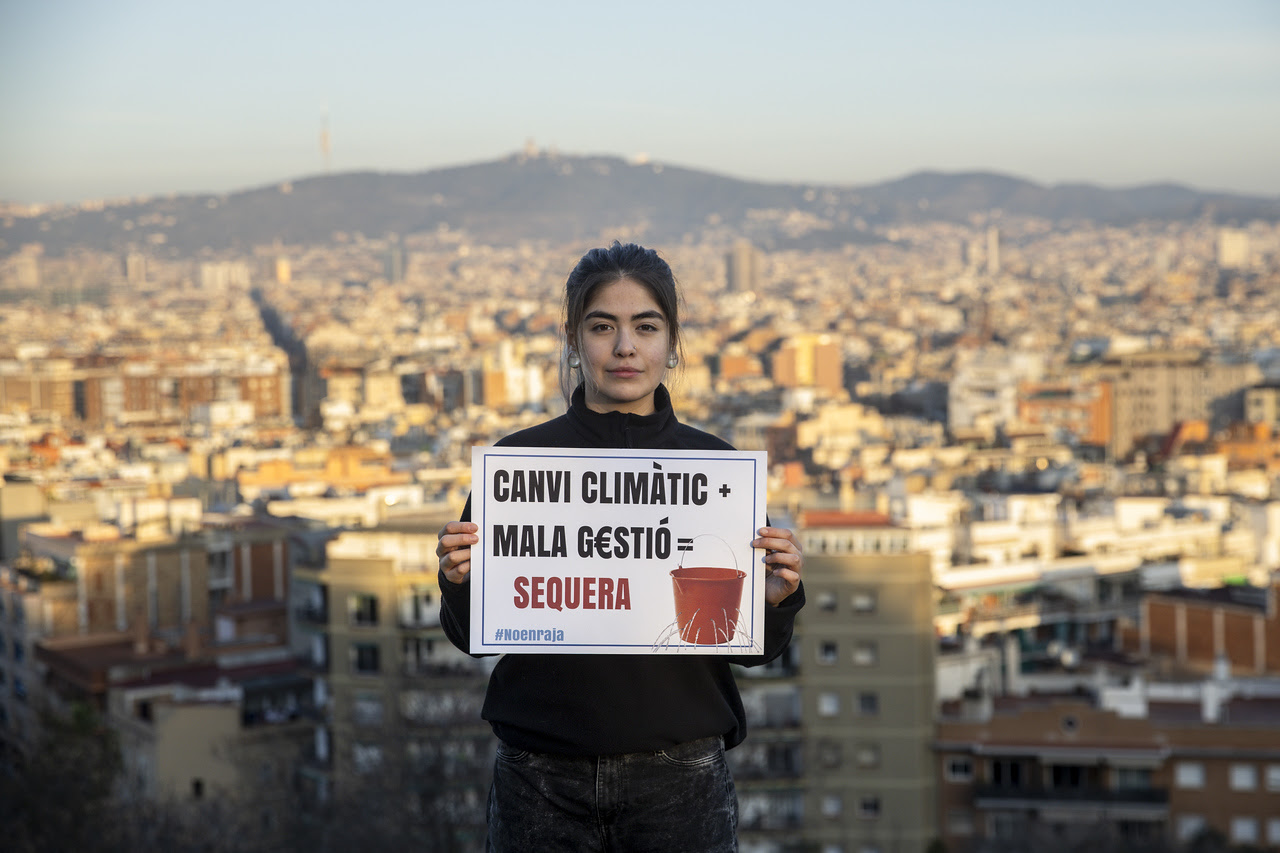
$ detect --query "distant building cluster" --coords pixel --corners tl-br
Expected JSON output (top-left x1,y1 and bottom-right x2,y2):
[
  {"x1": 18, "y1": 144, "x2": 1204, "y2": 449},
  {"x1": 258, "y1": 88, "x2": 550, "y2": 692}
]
[{"x1": 1, "y1": 215, "x2": 1280, "y2": 851}]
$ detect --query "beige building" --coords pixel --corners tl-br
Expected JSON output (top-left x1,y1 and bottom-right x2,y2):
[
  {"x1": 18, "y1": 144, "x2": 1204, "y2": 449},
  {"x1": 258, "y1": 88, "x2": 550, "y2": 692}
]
[
  {"x1": 291, "y1": 522, "x2": 490, "y2": 820},
  {"x1": 1246, "y1": 383, "x2": 1280, "y2": 431},
  {"x1": 1097, "y1": 351, "x2": 1262, "y2": 460},
  {"x1": 785, "y1": 511, "x2": 937, "y2": 853},
  {"x1": 109, "y1": 656, "x2": 313, "y2": 819},
  {"x1": 2, "y1": 516, "x2": 292, "y2": 761},
  {"x1": 773, "y1": 334, "x2": 844, "y2": 398},
  {"x1": 1, "y1": 529, "x2": 211, "y2": 753}
]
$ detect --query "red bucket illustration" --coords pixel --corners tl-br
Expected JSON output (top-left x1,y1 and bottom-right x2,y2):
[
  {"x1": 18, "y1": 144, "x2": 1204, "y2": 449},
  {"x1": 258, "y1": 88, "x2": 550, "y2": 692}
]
[{"x1": 670, "y1": 566, "x2": 746, "y2": 645}]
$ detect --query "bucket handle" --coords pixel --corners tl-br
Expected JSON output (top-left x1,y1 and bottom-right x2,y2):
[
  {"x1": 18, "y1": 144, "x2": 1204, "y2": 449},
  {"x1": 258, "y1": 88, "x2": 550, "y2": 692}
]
[{"x1": 675, "y1": 533, "x2": 740, "y2": 574}]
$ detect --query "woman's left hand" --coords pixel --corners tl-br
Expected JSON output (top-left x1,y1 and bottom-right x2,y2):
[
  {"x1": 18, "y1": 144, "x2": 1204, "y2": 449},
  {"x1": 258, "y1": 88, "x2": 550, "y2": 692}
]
[{"x1": 753, "y1": 526, "x2": 803, "y2": 606}]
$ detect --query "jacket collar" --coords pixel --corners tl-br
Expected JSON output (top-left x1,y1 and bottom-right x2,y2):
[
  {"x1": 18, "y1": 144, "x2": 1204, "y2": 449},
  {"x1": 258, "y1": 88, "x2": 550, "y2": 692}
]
[{"x1": 564, "y1": 384, "x2": 680, "y2": 448}]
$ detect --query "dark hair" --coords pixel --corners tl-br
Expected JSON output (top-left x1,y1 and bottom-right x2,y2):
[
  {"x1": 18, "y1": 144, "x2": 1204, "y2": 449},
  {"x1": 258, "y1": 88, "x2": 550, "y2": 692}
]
[{"x1": 560, "y1": 241, "x2": 683, "y2": 403}]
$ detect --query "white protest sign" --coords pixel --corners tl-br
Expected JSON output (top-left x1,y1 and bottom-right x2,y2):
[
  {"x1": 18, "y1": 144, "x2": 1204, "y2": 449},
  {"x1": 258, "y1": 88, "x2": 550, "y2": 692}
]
[{"x1": 470, "y1": 446, "x2": 768, "y2": 655}]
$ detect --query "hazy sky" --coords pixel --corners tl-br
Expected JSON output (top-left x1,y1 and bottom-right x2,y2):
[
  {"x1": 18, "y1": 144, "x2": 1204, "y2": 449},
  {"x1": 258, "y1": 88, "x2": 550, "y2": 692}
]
[{"x1": 2, "y1": 0, "x2": 1278, "y2": 204}]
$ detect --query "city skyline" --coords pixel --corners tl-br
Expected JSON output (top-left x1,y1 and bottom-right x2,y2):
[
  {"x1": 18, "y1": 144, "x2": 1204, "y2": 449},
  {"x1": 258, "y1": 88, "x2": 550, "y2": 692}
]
[{"x1": 2, "y1": 0, "x2": 1279, "y2": 205}]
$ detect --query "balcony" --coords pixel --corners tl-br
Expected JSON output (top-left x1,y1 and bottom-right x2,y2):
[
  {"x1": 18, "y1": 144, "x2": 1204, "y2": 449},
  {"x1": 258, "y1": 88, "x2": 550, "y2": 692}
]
[
  {"x1": 974, "y1": 784, "x2": 1169, "y2": 812},
  {"x1": 241, "y1": 706, "x2": 317, "y2": 728},
  {"x1": 398, "y1": 613, "x2": 441, "y2": 630},
  {"x1": 402, "y1": 659, "x2": 486, "y2": 679},
  {"x1": 294, "y1": 605, "x2": 329, "y2": 625}
]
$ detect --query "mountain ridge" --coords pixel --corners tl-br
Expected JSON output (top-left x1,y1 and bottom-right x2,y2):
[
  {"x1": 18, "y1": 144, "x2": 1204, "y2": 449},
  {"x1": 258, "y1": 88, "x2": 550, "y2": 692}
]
[{"x1": 4, "y1": 152, "x2": 1276, "y2": 257}]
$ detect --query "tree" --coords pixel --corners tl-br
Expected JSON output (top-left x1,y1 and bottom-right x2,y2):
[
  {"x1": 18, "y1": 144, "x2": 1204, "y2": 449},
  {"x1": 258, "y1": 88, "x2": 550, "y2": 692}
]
[{"x1": 0, "y1": 703, "x2": 123, "y2": 853}]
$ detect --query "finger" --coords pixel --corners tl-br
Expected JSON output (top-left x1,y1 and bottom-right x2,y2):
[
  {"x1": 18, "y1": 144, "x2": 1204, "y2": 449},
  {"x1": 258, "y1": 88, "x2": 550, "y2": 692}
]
[
  {"x1": 438, "y1": 521, "x2": 478, "y2": 538},
  {"x1": 443, "y1": 560, "x2": 472, "y2": 584},
  {"x1": 441, "y1": 547, "x2": 472, "y2": 570},
  {"x1": 753, "y1": 536, "x2": 800, "y2": 554},
  {"x1": 436, "y1": 531, "x2": 479, "y2": 557},
  {"x1": 754, "y1": 527, "x2": 800, "y2": 547}
]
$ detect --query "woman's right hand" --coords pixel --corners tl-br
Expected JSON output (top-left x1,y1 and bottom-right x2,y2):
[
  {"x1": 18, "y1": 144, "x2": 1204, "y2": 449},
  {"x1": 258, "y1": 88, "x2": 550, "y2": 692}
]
[{"x1": 436, "y1": 521, "x2": 479, "y2": 584}]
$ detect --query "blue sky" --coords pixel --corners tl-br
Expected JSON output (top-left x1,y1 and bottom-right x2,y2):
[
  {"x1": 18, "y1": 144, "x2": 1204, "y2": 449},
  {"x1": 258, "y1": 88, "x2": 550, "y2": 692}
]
[{"x1": 1, "y1": 0, "x2": 1278, "y2": 203}]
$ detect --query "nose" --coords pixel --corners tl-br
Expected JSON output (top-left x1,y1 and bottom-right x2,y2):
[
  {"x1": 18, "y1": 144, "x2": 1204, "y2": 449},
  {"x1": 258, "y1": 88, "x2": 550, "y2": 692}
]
[{"x1": 614, "y1": 330, "x2": 636, "y2": 356}]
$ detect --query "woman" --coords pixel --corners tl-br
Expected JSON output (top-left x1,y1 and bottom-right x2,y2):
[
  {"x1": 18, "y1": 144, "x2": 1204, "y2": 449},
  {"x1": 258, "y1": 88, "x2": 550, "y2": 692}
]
[{"x1": 437, "y1": 241, "x2": 805, "y2": 852}]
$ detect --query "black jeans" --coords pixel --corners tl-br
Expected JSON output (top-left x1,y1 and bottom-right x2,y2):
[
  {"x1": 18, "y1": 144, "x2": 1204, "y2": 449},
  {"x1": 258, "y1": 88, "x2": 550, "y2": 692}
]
[{"x1": 487, "y1": 736, "x2": 738, "y2": 852}]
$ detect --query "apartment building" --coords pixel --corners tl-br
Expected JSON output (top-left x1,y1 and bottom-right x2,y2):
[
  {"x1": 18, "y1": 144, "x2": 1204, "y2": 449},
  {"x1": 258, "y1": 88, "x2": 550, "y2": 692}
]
[
  {"x1": 290, "y1": 523, "x2": 490, "y2": 833},
  {"x1": 109, "y1": 652, "x2": 314, "y2": 812},
  {"x1": 235, "y1": 445, "x2": 413, "y2": 502},
  {"x1": 1133, "y1": 573, "x2": 1280, "y2": 676},
  {"x1": 788, "y1": 511, "x2": 937, "y2": 853},
  {"x1": 772, "y1": 333, "x2": 844, "y2": 398},
  {"x1": 948, "y1": 350, "x2": 1045, "y2": 435},
  {"x1": 2, "y1": 514, "x2": 292, "y2": 761},
  {"x1": 0, "y1": 475, "x2": 47, "y2": 564},
  {"x1": 1246, "y1": 383, "x2": 1280, "y2": 431},
  {"x1": 1097, "y1": 351, "x2": 1262, "y2": 461},
  {"x1": 936, "y1": 677, "x2": 1280, "y2": 851},
  {"x1": 0, "y1": 355, "x2": 291, "y2": 427},
  {"x1": 1017, "y1": 380, "x2": 1112, "y2": 449}
]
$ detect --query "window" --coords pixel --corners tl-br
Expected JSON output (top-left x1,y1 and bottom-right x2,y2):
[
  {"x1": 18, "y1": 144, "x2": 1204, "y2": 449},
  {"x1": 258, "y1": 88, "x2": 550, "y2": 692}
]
[
  {"x1": 852, "y1": 590, "x2": 877, "y2": 613},
  {"x1": 1230, "y1": 817, "x2": 1258, "y2": 845},
  {"x1": 1051, "y1": 765, "x2": 1084, "y2": 789},
  {"x1": 401, "y1": 586, "x2": 435, "y2": 626},
  {"x1": 818, "y1": 740, "x2": 842, "y2": 769},
  {"x1": 819, "y1": 642, "x2": 838, "y2": 664},
  {"x1": 1230, "y1": 763, "x2": 1257, "y2": 791},
  {"x1": 853, "y1": 641, "x2": 878, "y2": 667},
  {"x1": 855, "y1": 744, "x2": 880, "y2": 769},
  {"x1": 350, "y1": 593, "x2": 378, "y2": 627},
  {"x1": 1175, "y1": 811, "x2": 1208, "y2": 839},
  {"x1": 990, "y1": 760, "x2": 1024, "y2": 789},
  {"x1": 989, "y1": 813, "x2": 1023, "y2": 840},
  {"x1": 352, "y1": 642, "x2": 380, "y2": 675},
  {"x1": 353, "y1": 743, "x2": 383, "y2": 774},
  {"x1": 1175, "y1": 762, "x2": 1205, "y2": 789},
  {"x1": 13, "y1": 642, "x2": 23, "y2": 663},
  {"x1": 817, "y1": 591, "x2": 837, "y2": 612},
  {"x1": 947, "y1": 809, "x2": 975, "y2": 836},
  {"x1": 1267, "y1": 764, "x2": 1280, "y2": 791},
  {"x1": 818, "y1": 692, "x2": 840, "y2": 717},
  {"x1": 1267, "y1": 818, "x2": 1280, "y2": 845},
  {"x1": 310, "y1": 634, "x2": 328, "y2": 668},
  {"x1": 858, "y1": 692, "x2": 879, "y2": 716},
  {"x1": 857, "y1": 796, "x2": 881, "y2": 820},
  {"x1": 945, "y1": 757, "x2": 974, "y2": 782},
  {"x1": 821, "y1": 794, "x2": 842, "y2": 818},
  {"x1": 1116, "y1": 768, "x2": 1152, "y2": 790},
  {"x1": 353, "y1": 692, "x2": 384, "y2": 726}
]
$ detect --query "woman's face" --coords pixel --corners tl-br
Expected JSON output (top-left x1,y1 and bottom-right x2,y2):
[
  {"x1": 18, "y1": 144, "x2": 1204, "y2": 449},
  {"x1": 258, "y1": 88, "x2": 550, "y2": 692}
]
[{"x1": 573, "y1": 278, "x2": 672, "y2": 416}]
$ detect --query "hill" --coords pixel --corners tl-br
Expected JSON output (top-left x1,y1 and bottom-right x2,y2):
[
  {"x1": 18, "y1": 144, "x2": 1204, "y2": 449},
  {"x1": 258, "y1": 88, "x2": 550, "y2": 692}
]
[{"x1": 4, "y1": 153, "x2": 1277, "y2": 257}]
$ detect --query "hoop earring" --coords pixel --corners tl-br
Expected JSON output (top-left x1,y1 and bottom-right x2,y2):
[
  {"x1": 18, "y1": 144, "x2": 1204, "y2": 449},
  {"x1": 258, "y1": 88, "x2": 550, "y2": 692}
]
[
  {"x1": 666, "y1": 353, "x2": 679, "y2": 369},
  {"x1": 567, "y1": 351, "x2": 581, "y2": 369}
]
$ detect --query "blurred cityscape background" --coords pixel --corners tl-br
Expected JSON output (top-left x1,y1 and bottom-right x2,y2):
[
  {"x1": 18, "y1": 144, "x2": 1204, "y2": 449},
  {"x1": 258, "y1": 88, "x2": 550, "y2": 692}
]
[{"x1": 2, "y1": 2, "x2": 1279, "y2": 852}]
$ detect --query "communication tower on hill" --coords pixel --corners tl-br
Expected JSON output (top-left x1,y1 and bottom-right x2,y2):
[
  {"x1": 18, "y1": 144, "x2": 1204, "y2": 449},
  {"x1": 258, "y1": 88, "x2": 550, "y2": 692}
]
[{"x1": 319, "y1": 105, "x2": 332, "y2": 172}]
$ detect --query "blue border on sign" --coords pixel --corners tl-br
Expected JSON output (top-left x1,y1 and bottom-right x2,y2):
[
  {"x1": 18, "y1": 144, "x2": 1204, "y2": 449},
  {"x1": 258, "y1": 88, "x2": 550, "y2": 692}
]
[{"x1": 476, "y1": 450, "x2": 762, "y2": 652}]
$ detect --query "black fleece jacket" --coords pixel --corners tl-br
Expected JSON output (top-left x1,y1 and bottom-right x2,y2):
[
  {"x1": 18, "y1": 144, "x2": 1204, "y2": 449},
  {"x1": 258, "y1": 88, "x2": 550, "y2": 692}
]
[{"x1": 438, "y1": 384, "x2": 805, "y2": 755}]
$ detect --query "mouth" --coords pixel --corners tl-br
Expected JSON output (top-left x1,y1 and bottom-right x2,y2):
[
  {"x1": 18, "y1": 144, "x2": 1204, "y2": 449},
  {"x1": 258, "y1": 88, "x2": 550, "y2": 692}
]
[{"x1": 608, "y1": 367, "x2": 642, "y2": 378}]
